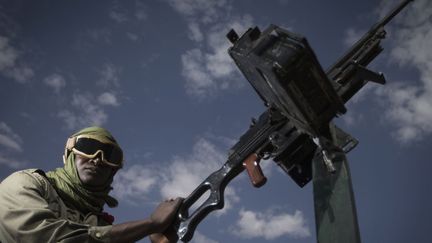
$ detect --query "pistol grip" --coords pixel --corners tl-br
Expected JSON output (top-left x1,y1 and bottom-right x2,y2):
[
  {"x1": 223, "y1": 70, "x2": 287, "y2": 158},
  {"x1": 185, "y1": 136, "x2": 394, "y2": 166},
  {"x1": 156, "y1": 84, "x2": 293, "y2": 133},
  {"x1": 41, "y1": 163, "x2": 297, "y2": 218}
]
[{"x1": 243, "y1": 153, "x2": 267, "y2": 187}]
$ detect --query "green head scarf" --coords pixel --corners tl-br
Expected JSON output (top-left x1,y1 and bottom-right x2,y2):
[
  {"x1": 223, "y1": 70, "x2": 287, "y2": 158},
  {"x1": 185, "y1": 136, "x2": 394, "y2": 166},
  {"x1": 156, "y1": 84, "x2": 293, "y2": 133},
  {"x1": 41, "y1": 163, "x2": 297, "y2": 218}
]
[{"x1": 46, "y1": 126, "x2": 122, "y2": 214}]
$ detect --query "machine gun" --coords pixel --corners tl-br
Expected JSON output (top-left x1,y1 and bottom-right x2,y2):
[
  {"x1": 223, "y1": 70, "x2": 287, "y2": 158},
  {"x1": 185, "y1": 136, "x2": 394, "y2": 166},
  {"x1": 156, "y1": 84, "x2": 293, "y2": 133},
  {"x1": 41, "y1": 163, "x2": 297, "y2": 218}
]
[{"x1": 175, "y1": 0, "x2": 414, "y2": 241}]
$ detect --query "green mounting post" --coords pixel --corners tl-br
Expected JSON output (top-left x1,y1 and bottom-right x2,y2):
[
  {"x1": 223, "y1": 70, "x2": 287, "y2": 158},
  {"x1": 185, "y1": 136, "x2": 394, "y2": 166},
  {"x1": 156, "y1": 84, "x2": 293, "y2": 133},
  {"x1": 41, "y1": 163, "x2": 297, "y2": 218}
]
[{"x1": 312, "y1": 124, "x2": 361, "y2": 243}]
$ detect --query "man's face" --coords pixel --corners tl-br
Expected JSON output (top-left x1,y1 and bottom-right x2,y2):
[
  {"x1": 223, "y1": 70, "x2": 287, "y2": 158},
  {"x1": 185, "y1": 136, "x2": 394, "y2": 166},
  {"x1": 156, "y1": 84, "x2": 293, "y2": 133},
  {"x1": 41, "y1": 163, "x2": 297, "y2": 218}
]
[{"x1": 75, "y1": 153, "x2": 115, "y2": 186}]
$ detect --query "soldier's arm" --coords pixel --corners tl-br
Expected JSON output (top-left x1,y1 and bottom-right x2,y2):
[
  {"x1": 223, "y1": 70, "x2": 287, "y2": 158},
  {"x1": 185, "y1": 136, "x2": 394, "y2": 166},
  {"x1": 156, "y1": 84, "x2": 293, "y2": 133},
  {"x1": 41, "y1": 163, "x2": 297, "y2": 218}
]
[{"x1": 109, "y1": 198, "x2": 182, "y2": 243}]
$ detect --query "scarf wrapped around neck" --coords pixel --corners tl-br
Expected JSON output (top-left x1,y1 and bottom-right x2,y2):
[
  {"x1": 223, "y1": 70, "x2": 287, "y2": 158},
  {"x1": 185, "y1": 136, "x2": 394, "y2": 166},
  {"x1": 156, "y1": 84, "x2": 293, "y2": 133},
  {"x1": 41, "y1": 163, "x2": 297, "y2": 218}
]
[{"x1": 46, "y1": 127, "x2": 120, "y2": 214}]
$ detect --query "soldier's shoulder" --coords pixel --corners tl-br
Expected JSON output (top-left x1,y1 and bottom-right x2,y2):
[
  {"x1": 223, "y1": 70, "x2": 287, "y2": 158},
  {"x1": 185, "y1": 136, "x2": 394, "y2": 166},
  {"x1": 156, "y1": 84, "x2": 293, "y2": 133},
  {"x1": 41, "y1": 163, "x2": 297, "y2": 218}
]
[{"x1": 1, "y1": 169, "x2": 48, "y2": 188}]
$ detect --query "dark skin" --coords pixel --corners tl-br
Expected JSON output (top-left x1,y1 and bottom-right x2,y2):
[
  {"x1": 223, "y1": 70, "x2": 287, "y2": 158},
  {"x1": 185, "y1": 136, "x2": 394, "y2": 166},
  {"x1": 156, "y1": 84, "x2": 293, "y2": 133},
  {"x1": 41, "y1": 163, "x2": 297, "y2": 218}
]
[
  {"x1": 75, "y1": 154, "x2": 114, "y2": 186},
  {"x1": 74, "y1": 153, "x2": 182, "y2": 243}
]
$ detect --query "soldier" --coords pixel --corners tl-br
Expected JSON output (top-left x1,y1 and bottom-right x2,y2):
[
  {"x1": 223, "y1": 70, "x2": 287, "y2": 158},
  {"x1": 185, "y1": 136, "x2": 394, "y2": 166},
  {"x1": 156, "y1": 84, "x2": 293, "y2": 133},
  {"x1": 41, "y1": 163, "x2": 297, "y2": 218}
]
[{"x1": 0, "y1": 126, "x2": 181, "y2": 243}]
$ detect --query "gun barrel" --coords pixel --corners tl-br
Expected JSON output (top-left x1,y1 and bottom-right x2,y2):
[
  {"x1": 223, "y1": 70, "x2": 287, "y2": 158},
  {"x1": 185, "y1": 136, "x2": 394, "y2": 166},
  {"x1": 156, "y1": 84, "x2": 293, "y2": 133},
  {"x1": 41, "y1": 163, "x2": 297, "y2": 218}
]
[
  {"x1": 378, "y1": 0, "x2": 414, "y2": 27},
  {"x1": 327, "y1": 0, "x2": 414, "y2": 78}
]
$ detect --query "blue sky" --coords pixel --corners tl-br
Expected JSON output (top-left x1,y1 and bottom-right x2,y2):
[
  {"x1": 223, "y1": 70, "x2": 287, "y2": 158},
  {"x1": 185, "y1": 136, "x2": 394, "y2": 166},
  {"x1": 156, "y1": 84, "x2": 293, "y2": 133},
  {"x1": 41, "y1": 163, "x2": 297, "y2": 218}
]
[{"x1": 1, "y1": 0, "x2": 431, "y2": 242}]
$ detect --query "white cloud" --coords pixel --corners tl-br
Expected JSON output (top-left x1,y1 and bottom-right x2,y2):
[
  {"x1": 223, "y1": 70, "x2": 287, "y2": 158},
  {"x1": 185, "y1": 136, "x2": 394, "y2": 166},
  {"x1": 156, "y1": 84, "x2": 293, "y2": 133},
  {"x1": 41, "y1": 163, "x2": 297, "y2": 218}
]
[
  {"x1": 187, "y1": 22, "x2": 204, "y2": 42},
  {"x1": 205, "y1": 17, "x2": 253, "y2": 80},
  {"x1": 0, "y1": 35, "x2": 34, "y2": 83},
  {"x1": 376, "y1": 83, "x2": 432, "y2": 143},
  {"x1": 0, "y1": 123, "x2": 27, "y2": 169},
  {"x1": 182, "y1": 49, "x2": 217, "y2": 97},
  {"x1": 109, "y1": 11, "x2": 128, "y2": 23},
  {"x1": 159, "y1": 138, "x2": 239, "y2": 215},
  {"x1": 340, "y1": 111, "x2": 364, "y2": 127},
  {"x1": 109, "y1": 0, "x2": 129, "y2": 23},
  {"x1": 134, "y1": 0, "x2": 148, "y2": 20},
  {"x1": 112, "y1": 164, "x2": 158, "y2": 204},
  {"x1": 343, "y1": 27, "x2": 364, "y2": 47},
  {"x1": 0, "y1": 122, "x2": 22, "y2": 152},
  {"x1": 0, "y1": 153, "x2": 27, "y2": 169},
  {"x1": 98, "y1": 63, "x2": 121, "y2": 87},
  {"x1": 98, "y1": 92, "x2": 120, "y2": 106},
  {"x1": 191, "y1": 231, "x2": 219, "y2": 243},
  {"x1": 167, "y1": 0, "x2": 227, "y2": 23},
  {"x1": 159, "y1": 138, "x2": 225, "y2": 198},
  {"x1": 0, "y1": 134, "x2": 22, "y2": 152},
  {"x1": 53, "y1": 64, "x2": 122, "y2": 130},
  {"x1": 126, "y1": 32, "x2": 139, "y2": 41},
  {"x1": 179, "y1": 15, "x2": 253, "y2": 98},
  {"x1": 0, "y1": 36, "x2": 18, "y2": 70},
  {"x1": 109, "y1": 1, "x2": 147, "y2": 22},
  {"x1": 44, "y1": 73, "x2": 66, "y2": 94},
  {"x1": 58, "y1": 93, "x2": 108, "y2": 130},
  {"x1": 135, "y1": 10, "x2": 147, "y2": 20},
  {"x1": 141, "y1": 53, "x2": 160, "y2": 68},
  {"x1": 231, "y1": 209, "x2": 310, "y2": 240},
  {"x1": 87, "y1": 28, "x2": 112, "y2": 44},
  {"x1": 166, "y1": 0, "x2": 256, "y2": 98},
  {"x1": 375, "y1": 0, "x2": 432, "y2": 143},
  {"x1": 112, "y1": 137, "x2": 240, "y2": 215}
]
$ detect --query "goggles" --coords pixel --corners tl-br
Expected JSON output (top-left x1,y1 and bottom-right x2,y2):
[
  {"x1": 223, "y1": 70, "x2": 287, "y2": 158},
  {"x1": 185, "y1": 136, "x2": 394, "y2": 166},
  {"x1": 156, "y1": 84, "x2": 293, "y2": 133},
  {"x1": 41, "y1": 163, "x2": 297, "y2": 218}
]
[{"x1": 66, "y1": 135, "x2": 123, "y2": 168}]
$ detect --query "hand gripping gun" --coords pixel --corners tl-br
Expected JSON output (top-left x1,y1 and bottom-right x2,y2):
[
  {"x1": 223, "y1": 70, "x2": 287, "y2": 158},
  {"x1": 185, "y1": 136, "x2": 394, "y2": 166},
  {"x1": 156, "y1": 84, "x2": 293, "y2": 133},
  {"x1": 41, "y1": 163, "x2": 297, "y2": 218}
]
[{"x1": 175, "y1": 0, "x2": 414, "y2": 241}]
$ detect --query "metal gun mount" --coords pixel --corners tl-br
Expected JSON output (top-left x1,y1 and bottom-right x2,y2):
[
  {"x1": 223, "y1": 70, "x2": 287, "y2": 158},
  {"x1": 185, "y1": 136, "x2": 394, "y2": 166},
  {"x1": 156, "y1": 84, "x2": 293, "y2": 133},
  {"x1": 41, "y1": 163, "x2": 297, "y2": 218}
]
[
  {"x1": 227, "y1": 25, "x2": 352, "y2": 175},
  {"x1": 175, "y1": 0, "x2": 414, "y2": 242},
  {"x1": 227, "y1": 25, "x2": 347, "y2": 136}
]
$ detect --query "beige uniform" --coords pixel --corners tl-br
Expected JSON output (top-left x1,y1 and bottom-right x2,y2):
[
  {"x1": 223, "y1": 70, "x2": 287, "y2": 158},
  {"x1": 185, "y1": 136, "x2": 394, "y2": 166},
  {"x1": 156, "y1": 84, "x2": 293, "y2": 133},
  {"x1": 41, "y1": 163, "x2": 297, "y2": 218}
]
[{"x1": 0, "y1": 169, "x2": 112, "y2": 243}]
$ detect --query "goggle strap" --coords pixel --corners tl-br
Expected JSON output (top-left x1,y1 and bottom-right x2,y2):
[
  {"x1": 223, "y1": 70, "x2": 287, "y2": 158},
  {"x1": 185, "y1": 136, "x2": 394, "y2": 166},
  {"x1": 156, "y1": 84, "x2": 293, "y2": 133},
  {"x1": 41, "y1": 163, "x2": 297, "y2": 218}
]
[
  {"x1": 72, "y1": 148, "x2": 122, "y2": 168},
  {"x1": 65, "y1": 137, "x2": 76, "y2": 151},
  {"x1": 63, "y1": 137, "x2": 77, "y2": 164}
]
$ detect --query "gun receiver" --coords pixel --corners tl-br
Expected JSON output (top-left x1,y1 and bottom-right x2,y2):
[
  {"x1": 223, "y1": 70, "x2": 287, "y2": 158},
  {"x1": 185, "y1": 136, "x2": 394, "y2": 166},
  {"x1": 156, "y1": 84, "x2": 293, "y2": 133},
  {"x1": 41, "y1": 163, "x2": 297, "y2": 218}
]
[{"x1": 176, "y1": 0, "x2": 413, "y2": 241}]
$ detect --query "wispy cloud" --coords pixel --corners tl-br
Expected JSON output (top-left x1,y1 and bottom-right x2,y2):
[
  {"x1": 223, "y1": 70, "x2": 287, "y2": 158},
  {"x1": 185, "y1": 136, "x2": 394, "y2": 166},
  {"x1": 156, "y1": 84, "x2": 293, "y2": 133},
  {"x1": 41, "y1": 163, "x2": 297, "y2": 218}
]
[
  {"x1": 191, "y1": 231, "x2": 219, "y2": 243},
  {"x1": 44, "y1": 73, "x2": 66, "y2": 94},
  {"x1": 109, "y1": 11, "x2": 128, "y2": 23},
  {"x1": 0, "y1": 122, "x2": 22, "y2": 152},
  {"x1": 54, "y1": 63, "x2": 122, "y2": 130},
  {"x1": 0, "y1": 122, "x2": 27, "y2": 169},
  {"x1": 109, "y1": 0, "x2": 147, "y2": 23},
  {"x1": 58, "y1": 92, "x2": 121, "y2": 130},
  {"x1": 109, "y1": 1, "x2": 129, "y2": 23},
  {"x1": 374, "y1": 0, "x2": 432, "y2": 143},
  {"x1": 338, "y1": 0, "x2": 432, "y2": 143},
  {"x1": 159, "y1": 137, "x2": 240, "y2": 215},
  {"x1": 126, "y1": 32, "x2": 139, "y2": 41},
  {"x1": 87, "y1": 28, "x2": 112, "y2": 44},
  {"x1": 134, "y1": 0, "x2": 148, "y2": 21},
  {"x1": 73, "y1": 28, "x2": 112, "y2": 51},
  {"x1": 98, "y1": 63, "x2": 121, "y2": 88},
  {"x1": 0, "y1": 35, "x2": 34, "y2": 83},
  {"x1": 98, "y1": 92, "x2": 120, "y2": 106},
  {"x1": 112, "y1": 164, "x2": 158, "y2": 205},
  {"x1": 58, "y1": 93, "x2": 109, "y2": 130},
  {"x1": 0, "y1": 153, "x2": 27, "y2": 169},
  {"x1": 167, "y1": 0, "x2": 227, "y2": 23},
  {"x1": 167, "y1": 0, "x2": 253, "y2": 99},
  {"x1": 231, "y1": 208, "x2": 310, "y2": 240},
  {"x1": 343, "y1": 27, "x2": 365, "y2": 47},
  {"x1": 340, "y1": 111, "x2": 364, "y2": 127},
  {"x1": 113, "y1": 137, "x2": 240, "y2": 215},
  {"x1": 0, "y1": 135, "x2": 21, "y2": 153}
]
